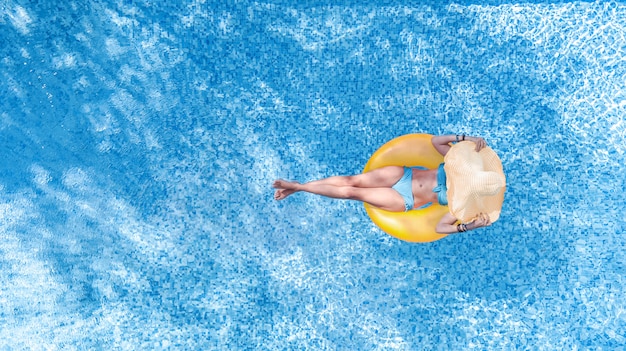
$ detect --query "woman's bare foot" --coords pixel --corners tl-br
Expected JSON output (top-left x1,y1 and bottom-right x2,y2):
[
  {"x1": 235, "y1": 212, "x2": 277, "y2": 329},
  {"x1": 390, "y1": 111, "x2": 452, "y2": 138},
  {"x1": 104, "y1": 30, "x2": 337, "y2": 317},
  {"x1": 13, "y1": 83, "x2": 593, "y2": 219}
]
[
  {"x1": 273, "y1": 179, "x2": 300, "y2": 200},
  {"x1": 274, "y1": 188, "x2": 296, "y2": 200}
]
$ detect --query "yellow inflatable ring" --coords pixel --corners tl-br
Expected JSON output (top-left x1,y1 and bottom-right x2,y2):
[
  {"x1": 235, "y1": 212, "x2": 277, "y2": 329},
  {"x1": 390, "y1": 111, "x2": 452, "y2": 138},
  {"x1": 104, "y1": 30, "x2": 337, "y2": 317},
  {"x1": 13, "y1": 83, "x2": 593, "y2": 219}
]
[{"x1": 363, "y1": 134, "x2": 449, "y2": 243}]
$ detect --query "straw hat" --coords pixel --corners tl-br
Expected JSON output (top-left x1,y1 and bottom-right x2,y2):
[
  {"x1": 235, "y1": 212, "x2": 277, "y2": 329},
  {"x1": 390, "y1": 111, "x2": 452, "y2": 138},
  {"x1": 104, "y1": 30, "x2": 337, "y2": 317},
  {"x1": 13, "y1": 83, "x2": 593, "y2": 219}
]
[{"x1": 444, "y1": 141, "x2": 506, "y2": 223}]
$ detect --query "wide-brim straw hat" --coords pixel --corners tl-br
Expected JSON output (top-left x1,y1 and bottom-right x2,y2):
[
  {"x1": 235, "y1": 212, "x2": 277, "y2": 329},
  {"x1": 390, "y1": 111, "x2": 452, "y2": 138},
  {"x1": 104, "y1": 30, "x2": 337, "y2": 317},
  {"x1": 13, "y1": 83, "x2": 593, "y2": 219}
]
[{"x1": 444, "y1": 141, "x2": 506, "y2": 223}]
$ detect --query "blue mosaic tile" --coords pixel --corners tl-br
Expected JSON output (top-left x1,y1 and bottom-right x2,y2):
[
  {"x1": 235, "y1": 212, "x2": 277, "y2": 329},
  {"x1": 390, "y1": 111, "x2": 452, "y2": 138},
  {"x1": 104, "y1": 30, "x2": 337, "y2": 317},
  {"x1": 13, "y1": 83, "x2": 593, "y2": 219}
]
[{"x1": 0, "y1": 0, "x2": 624, "y2": 349}]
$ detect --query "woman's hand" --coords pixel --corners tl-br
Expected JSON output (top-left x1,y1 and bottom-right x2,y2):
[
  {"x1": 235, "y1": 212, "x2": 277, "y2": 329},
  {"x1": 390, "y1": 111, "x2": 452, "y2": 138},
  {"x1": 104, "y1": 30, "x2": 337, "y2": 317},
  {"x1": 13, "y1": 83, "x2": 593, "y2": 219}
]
[
  {"x1": 436, "y1": 212, "x2": 493, "y2": 234},
  {"x1": 466, "y1": 213, "x2": 491, "y2": 230},
  {"x1": 467, "y1": 136, "x2": 487, "y2": 152}
]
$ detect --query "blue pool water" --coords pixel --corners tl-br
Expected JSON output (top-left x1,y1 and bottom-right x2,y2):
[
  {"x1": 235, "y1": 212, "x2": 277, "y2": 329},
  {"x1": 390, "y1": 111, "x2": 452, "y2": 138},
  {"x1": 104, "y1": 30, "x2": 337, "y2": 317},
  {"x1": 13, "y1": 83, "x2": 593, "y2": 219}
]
[{"x1": 1, "y1": 0, "x2": 625, "y2": 349}]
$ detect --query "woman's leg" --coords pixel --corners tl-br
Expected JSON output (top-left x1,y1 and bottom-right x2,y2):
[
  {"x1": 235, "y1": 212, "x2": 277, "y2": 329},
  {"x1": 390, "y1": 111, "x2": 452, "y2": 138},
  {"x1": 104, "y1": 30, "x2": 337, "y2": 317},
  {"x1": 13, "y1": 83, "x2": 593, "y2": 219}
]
[
  {"x1": 273, "y1": 166, "x2": 406, "y2": 211},
  {"x1": 276, "y1": 166, "x2": 404, "y2": 189},
  {"x1": 302, "y1": 183, "x2": 406, "y2": 211},
  {"x1": 273, "y1": 166, "x2": 404, "y2": 200}
]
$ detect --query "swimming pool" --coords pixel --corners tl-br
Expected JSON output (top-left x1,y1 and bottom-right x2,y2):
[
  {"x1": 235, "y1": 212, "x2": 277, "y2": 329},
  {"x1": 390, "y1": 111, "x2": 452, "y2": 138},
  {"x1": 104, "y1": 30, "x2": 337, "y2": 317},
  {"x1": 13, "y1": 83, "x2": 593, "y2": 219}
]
[{"x1": 1, "y1": 0, "x2": 624, "y2": 349}]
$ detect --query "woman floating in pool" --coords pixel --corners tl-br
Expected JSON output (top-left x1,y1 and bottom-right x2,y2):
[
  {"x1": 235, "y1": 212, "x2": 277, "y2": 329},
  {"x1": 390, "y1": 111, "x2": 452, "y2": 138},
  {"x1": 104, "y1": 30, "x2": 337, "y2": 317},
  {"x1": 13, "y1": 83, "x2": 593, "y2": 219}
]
[{"x1": 273, "y1": 134, "x2": 506, "y2": 235}]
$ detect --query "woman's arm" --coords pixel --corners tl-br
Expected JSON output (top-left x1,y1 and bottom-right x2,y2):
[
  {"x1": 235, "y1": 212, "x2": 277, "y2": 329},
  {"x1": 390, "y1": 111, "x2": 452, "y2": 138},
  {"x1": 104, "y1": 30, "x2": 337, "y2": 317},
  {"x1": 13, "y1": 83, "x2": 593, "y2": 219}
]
[
  {"x1": 431, "y1": 135, "x2": 457, "y2": 156},
  {"x1": 435, "y1": 212, "x2": 492, "y2": 234},
  {"x1": 431, "y1": 134, "x2": 488, "y2": 156}
]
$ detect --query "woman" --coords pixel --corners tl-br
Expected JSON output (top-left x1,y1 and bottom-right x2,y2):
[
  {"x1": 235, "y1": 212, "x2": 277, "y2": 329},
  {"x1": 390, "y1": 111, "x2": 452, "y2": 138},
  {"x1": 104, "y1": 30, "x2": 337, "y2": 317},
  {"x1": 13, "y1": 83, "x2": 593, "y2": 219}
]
[{"x1": 273, "y1": 134, "x2": 505, "y2": 234}]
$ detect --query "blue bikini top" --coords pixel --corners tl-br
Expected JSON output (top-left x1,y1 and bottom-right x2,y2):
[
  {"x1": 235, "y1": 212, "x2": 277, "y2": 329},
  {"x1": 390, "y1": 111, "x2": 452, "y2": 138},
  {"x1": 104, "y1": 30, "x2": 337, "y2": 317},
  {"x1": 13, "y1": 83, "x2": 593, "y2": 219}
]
[{"x1": 433, "y1": 163, "x2": 448, "y2": 206}]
